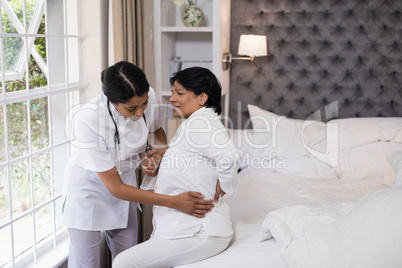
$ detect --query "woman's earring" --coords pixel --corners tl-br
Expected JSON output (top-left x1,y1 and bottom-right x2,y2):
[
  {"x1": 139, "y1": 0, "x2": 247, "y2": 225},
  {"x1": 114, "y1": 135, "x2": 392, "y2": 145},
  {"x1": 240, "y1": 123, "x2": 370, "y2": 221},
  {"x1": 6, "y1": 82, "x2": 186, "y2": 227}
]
[{"x1": 201, "y1": 102, "x2": 204, "y2": 105}]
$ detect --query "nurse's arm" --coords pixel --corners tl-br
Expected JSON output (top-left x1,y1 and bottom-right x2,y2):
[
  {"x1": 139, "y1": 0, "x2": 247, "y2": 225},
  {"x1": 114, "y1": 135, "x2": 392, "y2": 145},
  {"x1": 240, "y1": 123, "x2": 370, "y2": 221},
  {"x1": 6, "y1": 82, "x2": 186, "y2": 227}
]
[
  {"x1": 97, "y1": 167, "x2": 214, "y2": 218},
  {"x1": 143, "y1": 127, "x2": 168, "y2": 177}
]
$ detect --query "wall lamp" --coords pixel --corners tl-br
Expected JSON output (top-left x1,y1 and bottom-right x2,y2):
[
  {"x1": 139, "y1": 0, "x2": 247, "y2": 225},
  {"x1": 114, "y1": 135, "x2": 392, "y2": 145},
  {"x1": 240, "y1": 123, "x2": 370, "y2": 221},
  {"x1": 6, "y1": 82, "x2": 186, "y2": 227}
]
[{"x1": 222, "y1": 34, "x2": 268, "y2": 70}]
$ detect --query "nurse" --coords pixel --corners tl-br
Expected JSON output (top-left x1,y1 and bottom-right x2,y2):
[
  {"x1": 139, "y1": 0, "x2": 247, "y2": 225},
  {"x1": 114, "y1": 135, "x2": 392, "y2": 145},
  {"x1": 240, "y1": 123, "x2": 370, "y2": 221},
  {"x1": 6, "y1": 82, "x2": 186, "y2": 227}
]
[{"x1": 62, "y1": 61, "x2": 214, "y2": 268}]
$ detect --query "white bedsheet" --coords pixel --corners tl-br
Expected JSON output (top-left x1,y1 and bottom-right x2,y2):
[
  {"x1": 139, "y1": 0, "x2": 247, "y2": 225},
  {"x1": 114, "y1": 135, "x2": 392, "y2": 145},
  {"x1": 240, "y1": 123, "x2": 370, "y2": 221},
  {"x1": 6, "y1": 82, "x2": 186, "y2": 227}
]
[{"x1": 178, "y1": 168, "x2": 387, "y2": 267}]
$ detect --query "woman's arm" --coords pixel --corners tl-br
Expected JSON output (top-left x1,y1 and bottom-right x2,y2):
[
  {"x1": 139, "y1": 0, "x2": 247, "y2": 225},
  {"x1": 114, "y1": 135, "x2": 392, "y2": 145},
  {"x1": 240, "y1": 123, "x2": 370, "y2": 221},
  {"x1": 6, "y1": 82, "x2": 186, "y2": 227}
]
[{"x1": 97, "y1": 167, "x2": 213, "y2": 218}]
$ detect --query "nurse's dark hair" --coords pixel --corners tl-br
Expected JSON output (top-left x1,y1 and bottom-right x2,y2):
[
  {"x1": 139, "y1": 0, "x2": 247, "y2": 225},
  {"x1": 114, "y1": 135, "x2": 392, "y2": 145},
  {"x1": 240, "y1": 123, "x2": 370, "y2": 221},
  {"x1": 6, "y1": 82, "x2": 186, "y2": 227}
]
[
  {"x1": 170, "y1": 66, "x2": 222, "y2": 115},
  {"x1": 101, "y1": 61, "x2": 149, "y2": 104}
]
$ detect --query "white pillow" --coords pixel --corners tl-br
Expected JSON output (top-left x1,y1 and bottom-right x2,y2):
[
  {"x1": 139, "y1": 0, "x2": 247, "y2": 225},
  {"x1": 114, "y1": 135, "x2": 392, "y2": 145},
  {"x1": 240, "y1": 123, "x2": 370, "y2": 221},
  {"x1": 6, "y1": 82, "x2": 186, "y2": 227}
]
[
  {"x1": 325, "y1": 117, "x2": 402, "y2": 181},
  {"x1": 334, "y1": 142, "x2": 402, "y2": 181},
  {"x1": 229, "y1": 129, "x2": 272, "y2": 170},
  {"x1": 246, "y1": 105, "x2": 336, "y2": 179},
  {"x1": 327, "y1": 117, "x2": 402, "y2": 150},
  {"x1": 247, "y1": 104, "x2": 327, "y2": 158}
]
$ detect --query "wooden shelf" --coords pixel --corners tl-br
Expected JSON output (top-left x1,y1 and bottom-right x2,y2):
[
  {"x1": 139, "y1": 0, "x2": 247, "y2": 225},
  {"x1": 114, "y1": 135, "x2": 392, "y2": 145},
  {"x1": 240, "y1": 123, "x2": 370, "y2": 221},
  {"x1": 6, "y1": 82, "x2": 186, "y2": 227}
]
[{"x1": 160, "y1": 26, "x2": 213, "y2": 32}]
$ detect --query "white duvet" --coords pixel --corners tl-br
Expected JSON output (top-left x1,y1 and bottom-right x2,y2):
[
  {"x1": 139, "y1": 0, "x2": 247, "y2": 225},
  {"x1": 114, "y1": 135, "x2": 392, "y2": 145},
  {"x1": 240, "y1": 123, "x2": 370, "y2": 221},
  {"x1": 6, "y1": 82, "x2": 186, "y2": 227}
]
[
  {"x1": 178, "y1": 168, "x2": 389, "y2": 268},
  {"x1": 258, "y1": 185, "x2": 402, "y2": 268}
]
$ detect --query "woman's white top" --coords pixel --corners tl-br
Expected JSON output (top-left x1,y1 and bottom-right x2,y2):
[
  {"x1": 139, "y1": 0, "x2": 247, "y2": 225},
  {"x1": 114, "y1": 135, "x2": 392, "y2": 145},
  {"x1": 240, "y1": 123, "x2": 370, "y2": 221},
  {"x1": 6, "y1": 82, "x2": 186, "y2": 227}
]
[
  {"x1": 152, "y1": 107, "x2": 240, "y2": 238},
  {"x1": 62, "y1": 87, "x2": 165, "y2": 231}
]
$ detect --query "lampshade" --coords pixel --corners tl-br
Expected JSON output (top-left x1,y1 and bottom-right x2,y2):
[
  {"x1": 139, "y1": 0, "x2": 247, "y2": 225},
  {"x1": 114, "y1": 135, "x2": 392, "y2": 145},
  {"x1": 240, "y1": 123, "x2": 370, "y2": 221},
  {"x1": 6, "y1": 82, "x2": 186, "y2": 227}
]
[{"x1": 237, "y1": 34, "x2": 267, "y2": 57}]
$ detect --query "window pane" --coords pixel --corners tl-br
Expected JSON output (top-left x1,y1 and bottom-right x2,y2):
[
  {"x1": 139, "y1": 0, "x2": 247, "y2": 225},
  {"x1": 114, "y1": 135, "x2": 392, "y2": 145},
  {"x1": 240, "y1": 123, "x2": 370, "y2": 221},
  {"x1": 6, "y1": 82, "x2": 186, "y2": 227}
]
[
  {"x1": 47, "y1": 37, "x2": 66, "y2": 88},
  {"x1": 31, "y1": 97, "x2": 49, "y2": 151},
  {"x1": 68, "y1": 37, "x2": 80, "y2": 85},
  {"x1": 6, "y1": 0, "x2": 24, "y2": 29},
  {"x1": 14, "y1": 213, "x2": 34, "y2": 259},
  {"x1": 55, "y1": 196, "x2": 63, "y2": 230},
  {"x1": 0, "y1": 104, "x2": 5, "y2": 162},
  {"x1": 1, "y1": 1, "x2": 19, "y2": 34},
  {"x1": 3, "y1": 36, "x2": 24, "y2": 75},
  {"x1": 7, "y1": 101, "x2": 28, "y2": 159},
  {"x1": 29, "y1": 39, "x2": 48, "y2": 89},
  {"x1": 0, "y1": 225, "x2": 12, "y2": 267},
  {"x1": 53, "y1": 144, "x2": 68, "y2": 230},
  {"x1": 53, "y1": 145, "x2": 68, "y2": 195},
  {"x1": 29, "y1": 12, "x2": 47, "y2": 89},
  {"x1": 0, "y1": 167, "x2": 10, "y2": 224},
  {"x1": 35, "y1": 204, "x2": 53, "y2": 244},
  {"x1": 11, "y1": 159, "x2": 31, "y2": 218},
  {"x1": 46, "y1": 0, "x2": 65, "y2": 36},
  {"x1": 25, "y1": 0, "x2": 39, "y2": 30},
  {"x1": 32, "y1": 152, "x2": 51, "y2": 204},
  {"x1": 2, "y1": 0, "x2": 38, "y2": 30},
  {"x1": 50, "y1": 93, "x2": 67, "y2": 145},
  {"x1": 0, "y1": 73, "x2": 3, "y2": 94},
  {"x1": 34, "y1": 37, "x2": 47, "y2": 62}
]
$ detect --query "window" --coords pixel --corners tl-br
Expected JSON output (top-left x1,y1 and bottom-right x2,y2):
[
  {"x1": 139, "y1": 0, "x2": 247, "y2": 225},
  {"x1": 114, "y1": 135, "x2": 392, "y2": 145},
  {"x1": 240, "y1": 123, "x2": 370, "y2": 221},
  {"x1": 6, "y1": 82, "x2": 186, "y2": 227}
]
[{"x1": 0, "y1": 0, "x2": 83, "y2": 267}]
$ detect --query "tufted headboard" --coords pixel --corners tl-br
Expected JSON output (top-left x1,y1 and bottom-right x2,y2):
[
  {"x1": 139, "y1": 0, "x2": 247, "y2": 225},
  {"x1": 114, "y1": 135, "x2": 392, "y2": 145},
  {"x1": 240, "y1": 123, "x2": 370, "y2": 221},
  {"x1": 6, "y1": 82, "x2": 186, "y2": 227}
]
[{"x1": 229, "y1": 0, "x2": 402, "y2": 129}]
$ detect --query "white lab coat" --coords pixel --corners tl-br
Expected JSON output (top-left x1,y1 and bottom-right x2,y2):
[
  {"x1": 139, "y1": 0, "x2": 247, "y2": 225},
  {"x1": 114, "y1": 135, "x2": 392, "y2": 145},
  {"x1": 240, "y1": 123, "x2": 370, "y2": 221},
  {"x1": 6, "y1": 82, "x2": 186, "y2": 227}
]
[
  {"x1": 62, "y1": 87, "x2": 165, "y2": 231},
  {"x1": 152, "y1": 107, "x2": 240, "y2": 239}
]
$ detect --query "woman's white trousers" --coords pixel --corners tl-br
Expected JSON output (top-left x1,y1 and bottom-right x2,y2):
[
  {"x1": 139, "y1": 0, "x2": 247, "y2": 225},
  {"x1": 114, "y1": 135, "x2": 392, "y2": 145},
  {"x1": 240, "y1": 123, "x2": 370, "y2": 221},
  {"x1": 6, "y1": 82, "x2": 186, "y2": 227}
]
[{"x1": 113, "y1": 228, "x2": 231, "y2": 268}]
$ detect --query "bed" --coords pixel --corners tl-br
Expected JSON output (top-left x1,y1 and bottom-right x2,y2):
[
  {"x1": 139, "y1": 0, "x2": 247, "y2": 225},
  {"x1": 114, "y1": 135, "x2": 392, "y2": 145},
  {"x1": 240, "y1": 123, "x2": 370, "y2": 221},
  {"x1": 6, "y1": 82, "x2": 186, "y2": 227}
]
[{"x1": 178, "y1": 104, "x2": 402, "y2": 268}]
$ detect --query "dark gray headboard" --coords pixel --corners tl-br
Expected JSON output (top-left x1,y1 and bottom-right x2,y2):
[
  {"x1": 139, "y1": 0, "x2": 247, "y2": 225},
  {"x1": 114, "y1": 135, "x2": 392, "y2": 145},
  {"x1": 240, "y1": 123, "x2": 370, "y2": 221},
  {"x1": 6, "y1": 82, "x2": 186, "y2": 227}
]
[{"x1": 229, "y1": 0, "x2": 402, "y2": 128}]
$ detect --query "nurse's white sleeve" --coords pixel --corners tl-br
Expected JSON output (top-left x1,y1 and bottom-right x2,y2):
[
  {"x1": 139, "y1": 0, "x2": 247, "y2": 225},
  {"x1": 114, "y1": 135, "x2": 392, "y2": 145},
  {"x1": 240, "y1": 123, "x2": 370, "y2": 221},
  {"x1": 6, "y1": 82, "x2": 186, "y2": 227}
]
[{"x1": 72, "y1": 115, "x2": 115, "y2": 172}]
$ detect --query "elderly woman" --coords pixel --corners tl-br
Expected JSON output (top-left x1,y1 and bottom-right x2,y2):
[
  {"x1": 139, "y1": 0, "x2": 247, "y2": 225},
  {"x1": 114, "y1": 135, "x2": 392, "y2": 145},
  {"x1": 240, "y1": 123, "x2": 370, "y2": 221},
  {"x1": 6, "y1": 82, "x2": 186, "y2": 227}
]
[{"x1": 113, "y1": 66, "x2": 240, "y2": 267}]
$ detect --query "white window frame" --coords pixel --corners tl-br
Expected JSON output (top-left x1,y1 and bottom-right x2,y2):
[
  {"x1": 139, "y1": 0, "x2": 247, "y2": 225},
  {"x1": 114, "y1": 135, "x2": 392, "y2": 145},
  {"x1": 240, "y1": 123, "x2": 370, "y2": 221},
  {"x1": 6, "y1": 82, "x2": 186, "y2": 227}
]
[
  {"x1": 0, "y1": 0, "x2": 88, "y2": 267},
  {"x1": 0, "y1": 0, "x2": 47, "y2": 81}
]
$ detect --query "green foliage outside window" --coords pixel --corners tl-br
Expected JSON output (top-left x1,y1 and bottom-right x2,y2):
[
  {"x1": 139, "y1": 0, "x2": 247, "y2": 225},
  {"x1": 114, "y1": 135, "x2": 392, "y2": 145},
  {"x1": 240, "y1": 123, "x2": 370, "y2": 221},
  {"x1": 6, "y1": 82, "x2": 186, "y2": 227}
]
[{"x1": 0, "y1": 0, "x2": 50, "y2": 223}]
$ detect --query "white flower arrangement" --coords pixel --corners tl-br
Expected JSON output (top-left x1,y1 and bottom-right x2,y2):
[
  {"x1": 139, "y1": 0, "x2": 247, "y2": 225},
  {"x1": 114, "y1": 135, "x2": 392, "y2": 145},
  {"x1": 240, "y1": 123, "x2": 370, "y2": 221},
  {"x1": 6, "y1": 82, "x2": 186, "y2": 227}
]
[{"x1": 172, "y1": 0, "x2": 198, "y2": 11}]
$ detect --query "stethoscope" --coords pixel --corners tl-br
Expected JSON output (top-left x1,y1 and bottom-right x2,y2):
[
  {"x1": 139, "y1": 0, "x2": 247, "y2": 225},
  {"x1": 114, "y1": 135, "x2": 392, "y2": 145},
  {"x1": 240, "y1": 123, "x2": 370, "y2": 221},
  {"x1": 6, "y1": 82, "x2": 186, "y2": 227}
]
[{"x1": 107, "y1": 101, "x2": 153, "y2": 175}]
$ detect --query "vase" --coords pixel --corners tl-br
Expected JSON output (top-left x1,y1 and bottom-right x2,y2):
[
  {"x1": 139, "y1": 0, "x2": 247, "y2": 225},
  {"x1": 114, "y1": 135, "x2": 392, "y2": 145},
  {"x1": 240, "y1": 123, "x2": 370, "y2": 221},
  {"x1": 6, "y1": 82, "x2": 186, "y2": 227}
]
[{"x1": 181, "y1": 5, "x2": 204, "y2": 27}]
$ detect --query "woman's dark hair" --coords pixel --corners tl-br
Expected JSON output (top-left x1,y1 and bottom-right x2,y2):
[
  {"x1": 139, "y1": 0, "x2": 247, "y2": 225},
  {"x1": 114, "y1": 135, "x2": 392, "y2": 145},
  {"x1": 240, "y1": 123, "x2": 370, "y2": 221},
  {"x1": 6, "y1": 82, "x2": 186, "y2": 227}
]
[
  {"x1": 170, "y1": 66, "x2": 222, "y2": 115},
  {"x1": 101, "y1": 61, "x2": 149, "y2": 104}
]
